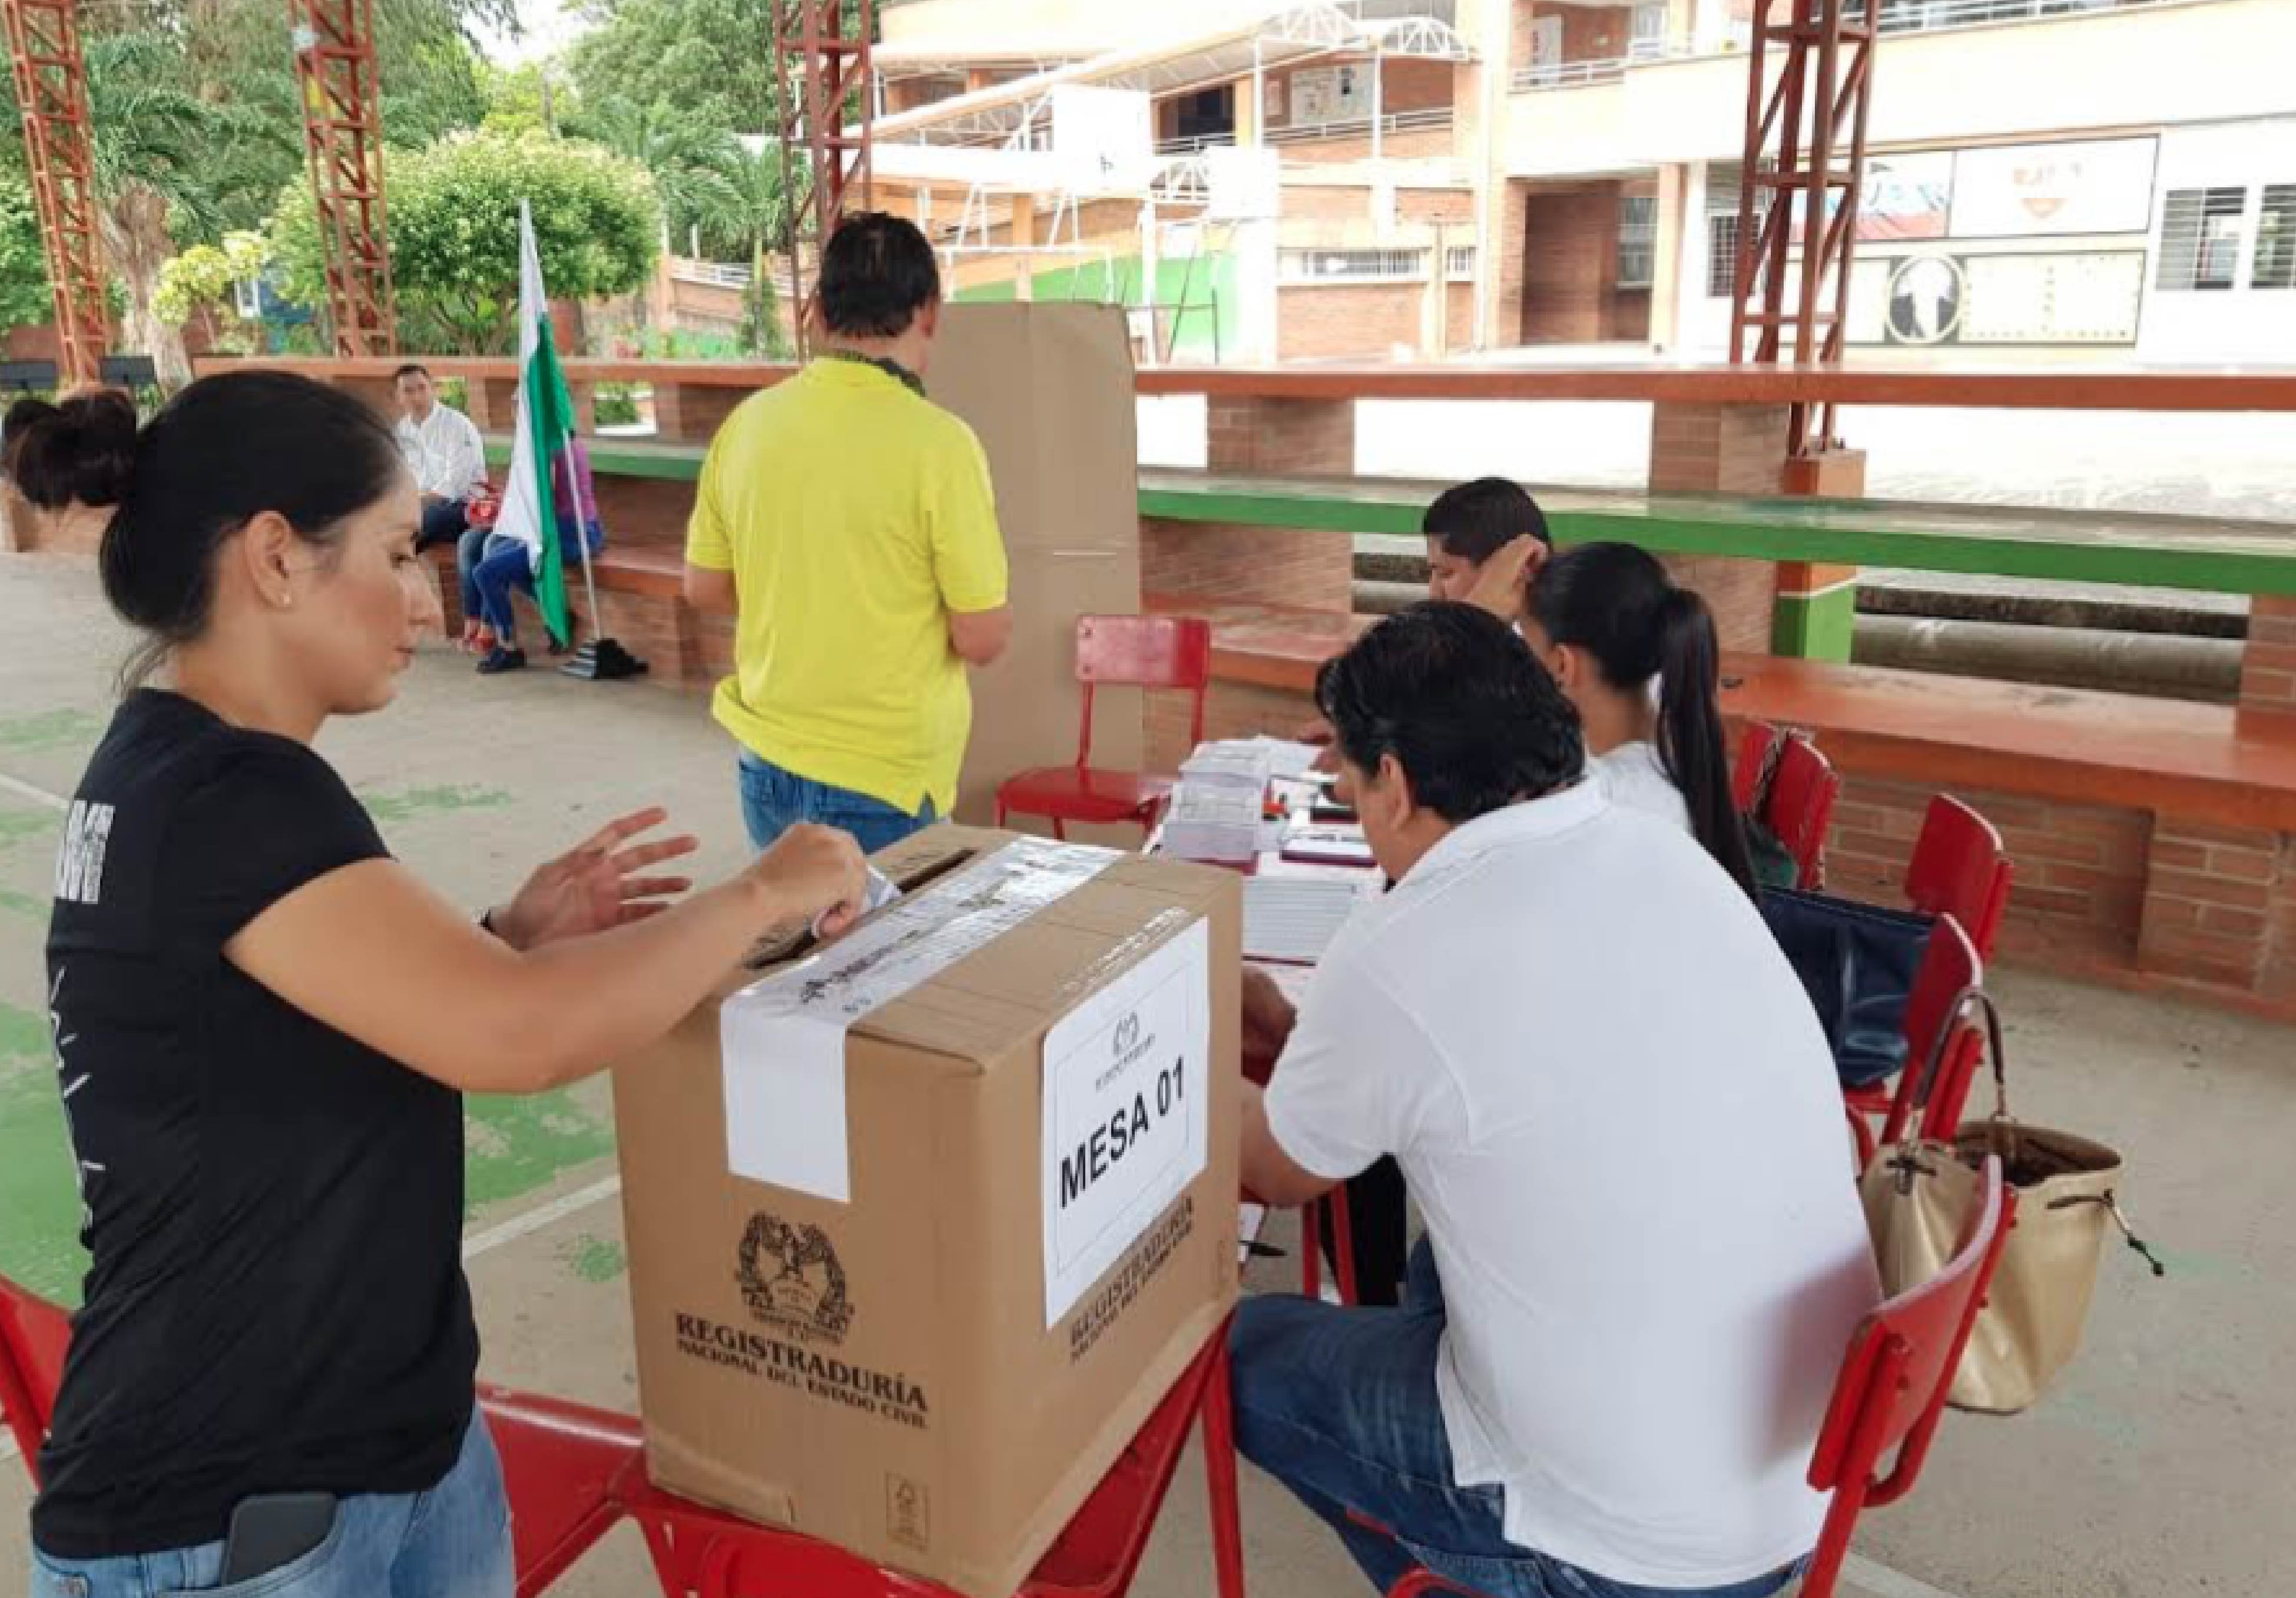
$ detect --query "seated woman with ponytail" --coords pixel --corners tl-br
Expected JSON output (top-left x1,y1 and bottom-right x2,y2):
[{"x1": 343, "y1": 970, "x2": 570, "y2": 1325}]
[{"x1": 1519, "y1": 541, "x2": 1759, "y2": 897}]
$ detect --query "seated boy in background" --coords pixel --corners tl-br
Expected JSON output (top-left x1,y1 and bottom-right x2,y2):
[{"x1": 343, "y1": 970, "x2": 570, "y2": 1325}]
[
  {"x1": 1421, "y1": 475, "x2": 1552, "y2": 624},
  {"x1": 1280, "y1": 478, "x2": 1553, "y2": 1305}
]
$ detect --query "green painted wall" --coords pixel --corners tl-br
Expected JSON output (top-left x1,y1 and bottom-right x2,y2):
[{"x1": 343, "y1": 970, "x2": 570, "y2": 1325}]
[{"x1": 953, "y1": 251, "x2": 1235, "y2": 362}]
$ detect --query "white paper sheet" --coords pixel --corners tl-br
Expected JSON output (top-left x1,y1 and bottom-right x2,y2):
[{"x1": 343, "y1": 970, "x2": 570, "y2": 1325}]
[
  {"x1": 1243, "y1": 875, "x2": 1367, "y2": 964},
  {"x1": 721, "y1": 839, "x2": 1118, "y2": 1202},
  {"x1": 1039, "y1": 918, "x2": 1212, "y2": 1326}
]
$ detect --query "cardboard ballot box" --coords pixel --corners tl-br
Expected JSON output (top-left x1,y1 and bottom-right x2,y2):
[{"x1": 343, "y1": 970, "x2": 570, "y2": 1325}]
[{"x1": 613, "y1": 826, "x2": 1243, "y2": 1597}]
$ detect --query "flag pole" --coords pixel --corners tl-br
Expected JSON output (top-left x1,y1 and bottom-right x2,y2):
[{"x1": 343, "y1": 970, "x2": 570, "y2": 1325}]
[{"x1": 558, "y1": 432, "x2": 605, "y2": 648}]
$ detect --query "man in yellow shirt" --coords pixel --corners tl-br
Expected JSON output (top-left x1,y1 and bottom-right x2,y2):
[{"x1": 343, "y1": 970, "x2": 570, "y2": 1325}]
[{"x1": 684, "y1": 213, "x2": 1012, "y2": 851}]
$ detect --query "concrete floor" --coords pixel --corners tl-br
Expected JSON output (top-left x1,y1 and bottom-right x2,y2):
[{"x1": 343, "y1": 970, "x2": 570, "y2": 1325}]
[{"x1": 2, "y1": 554, "x2": 2293, "y2": 1598}]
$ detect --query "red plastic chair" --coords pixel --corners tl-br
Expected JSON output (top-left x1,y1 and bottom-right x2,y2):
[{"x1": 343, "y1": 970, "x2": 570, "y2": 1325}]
[
  {"x1": 616, "y1": 1316, "x2": 1245, "y2": 1598},
  {"x1": 1844, "y1": 914, "x2": 1983, "y2": 1167},
  {"x1": 1357, "y1": 1160, "x2": 2015, "y2": 1598},
  {"x1": 0, "y1": 1272, "x2": 69, "y2": 1485},
  {"x1": 4, "y1": 1271, "x2": 1242, "y2": 1598},
  {"x1": 1801, "y1": 1156, "x2": 2014, "y2": 1597},
  {"x1": 1905, "y1": 796, "x2": 2013, "y2": 958},
  {"x1": 480, "y1": 1385, "x2": 650, "y2": 1598},
  {"x1": 1768, "y1": 734, "x2": 1840, "y2": 891},
  {"x1": 996, "y1": 616, "x2": 1212, "y2": 839}
]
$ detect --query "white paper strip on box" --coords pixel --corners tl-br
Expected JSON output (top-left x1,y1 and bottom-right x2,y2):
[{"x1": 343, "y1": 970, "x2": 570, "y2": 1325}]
[
  {"x1": 721, "y1": 838, "x2": 1119, "y2": 1202},
  {"x1": 1038, "y1": 917, "x2": 1211, "y2": 1326}
]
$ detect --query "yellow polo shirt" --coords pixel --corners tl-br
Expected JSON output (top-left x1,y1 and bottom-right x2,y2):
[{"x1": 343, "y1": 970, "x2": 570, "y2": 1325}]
[{"x1": 685, "y1": 359, "x2": 1008, "y2": 815}]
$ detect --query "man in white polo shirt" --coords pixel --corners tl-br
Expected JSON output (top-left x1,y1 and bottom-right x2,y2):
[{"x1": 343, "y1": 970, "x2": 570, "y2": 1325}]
[
  {"x1": 393, "y1": 362, "x2": 489, "y2": 554},
  {"x1": 1234, "y1": 602, "x2": 1877, "y2": 1598}
]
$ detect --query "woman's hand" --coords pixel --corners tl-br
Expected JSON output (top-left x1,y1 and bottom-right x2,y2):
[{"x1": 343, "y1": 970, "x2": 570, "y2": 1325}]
[
  {"x1": 489, "y1": 808, "x2": 699, "y2": 952},
  {"x1": 1466, "y1": 534, "x2": 1547, "y2": 623},
  {"x1": 750, "y1": 822, "x2": 870, "y2": 940}
]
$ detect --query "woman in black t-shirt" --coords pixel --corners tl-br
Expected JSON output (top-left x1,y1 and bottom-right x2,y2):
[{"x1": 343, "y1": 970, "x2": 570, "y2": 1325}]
[{"x1": 15, "y1": 376, "x2": 870, "y2": 1598}]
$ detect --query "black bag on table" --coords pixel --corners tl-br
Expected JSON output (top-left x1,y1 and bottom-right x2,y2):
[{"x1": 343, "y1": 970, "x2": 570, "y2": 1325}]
[{"x1": 1759, "y1": 888, "x2": 1934, "y2": 1090}]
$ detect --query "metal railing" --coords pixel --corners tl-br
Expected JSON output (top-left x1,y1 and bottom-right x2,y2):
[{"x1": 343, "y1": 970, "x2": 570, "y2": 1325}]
[
  {"x1": 1265, "y1": 104, "x2": 1455, "y2": 146},
  {"x1": 670, "y1": 259, "x2": 754, "y2": 289},
  {"x1": 1870, "y1": 0, "x2": 2161, "y2": 34}
]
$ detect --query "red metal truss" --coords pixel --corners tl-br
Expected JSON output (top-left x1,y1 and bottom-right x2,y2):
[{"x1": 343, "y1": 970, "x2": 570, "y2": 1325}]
[
  {"x1": 290, "y1": 0, "x2": 396, "y2": 358},
  {"x1": 1726, "y1": 0, "x2": 1877, "y2": 457},
  {"x1": 771, "y1": 0, "x2": 874, "y2": 352},
  {"x1": 2, "y1": 0, "x2": 106, "y2": 388}
]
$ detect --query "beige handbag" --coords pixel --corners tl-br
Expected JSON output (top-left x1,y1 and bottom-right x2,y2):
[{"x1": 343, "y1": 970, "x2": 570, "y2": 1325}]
[{"x1": 1860, "y1": 985, "x2": 2164, "y2": 1415}]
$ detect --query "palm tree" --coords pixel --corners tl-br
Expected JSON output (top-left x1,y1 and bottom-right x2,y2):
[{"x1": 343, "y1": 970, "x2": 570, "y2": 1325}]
[
  {"x1": 78, "y1": 33, "x2": 283, "y2": 386},
  {"x1": 579, "y1": 95, "x2": 745, "y2": 260}
]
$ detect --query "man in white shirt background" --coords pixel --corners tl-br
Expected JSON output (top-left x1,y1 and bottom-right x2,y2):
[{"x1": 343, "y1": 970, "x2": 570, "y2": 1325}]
[
  {"x1": 393, "y1": 362, "x2": 488, "y2": 554},
  {"x1": 1235, "y1": 602, "x2": 1878, "y2": 1598}
]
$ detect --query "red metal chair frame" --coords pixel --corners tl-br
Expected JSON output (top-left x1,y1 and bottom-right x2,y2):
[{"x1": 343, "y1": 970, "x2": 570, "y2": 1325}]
[
  {"x1": 1904, "y1": 796, "x2": 2013, "y2": 958},
  {"x1": 1358, "y1": 1160, "x2": 2015, "y2": 1598},
  {"x1": 996, "y1": 616, "x2": 1212, "y2": 840},
  {"x1": 1736, "y1": 723, "x2": 1839, "y2": 889},
  {"x1": 1845, "y1": 914, "x2": 1984, "y2": 1167},
  {"x1": 3, "y1": 1272, "x2": 1241, "y2": 1598}
]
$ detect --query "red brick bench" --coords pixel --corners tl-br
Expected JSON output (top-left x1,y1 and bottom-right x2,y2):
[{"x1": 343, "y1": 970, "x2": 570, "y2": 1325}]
[
  {"x1": 1144, "y1": 591, "x2": 2296, "y2": 1020},
  {"x1": 424, "y1": 542, "x2": 729, "y2": 686}
]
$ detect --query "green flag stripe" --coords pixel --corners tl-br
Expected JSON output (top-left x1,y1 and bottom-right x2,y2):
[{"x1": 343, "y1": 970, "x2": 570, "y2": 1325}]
[{"x1": 526, "y1": 315, "x2": 572, "y2": 645}]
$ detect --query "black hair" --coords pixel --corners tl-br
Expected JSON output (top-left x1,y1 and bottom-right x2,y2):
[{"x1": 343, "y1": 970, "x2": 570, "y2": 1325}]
[
  {"x1": 1315, "y1": 601, "x2": 1583, "y2": 825},
  {"x1": 392, "y1": 363, "x2": 431, "y2": 384},
  {"x1": 8, "y1": 372, "x2": 407, "y2": 686},
  {"x1": 1526, "y1": 542, "x2": 1757, "y2": 896},
  {"x1": 817, "y1": 211, "x2": 942, "y2": 340},
  {"x1": 1423, "y1": 477, "x2": 1550, "y2": 565}
]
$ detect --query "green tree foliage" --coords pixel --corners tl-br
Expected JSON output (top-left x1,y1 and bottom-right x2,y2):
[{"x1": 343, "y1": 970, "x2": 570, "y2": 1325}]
[
  {"x1": 0, "y1": 170, "x2": 52, "y2": 332},
  {"x1": 571, "y1": 95, "x2": 743, "y2": 256},
  {"x1": 566, "y1": 0, "x2": 777, "y2": 138},
  {"x1": 271, "y1": 131, "x2": 661, "y2": 354}
]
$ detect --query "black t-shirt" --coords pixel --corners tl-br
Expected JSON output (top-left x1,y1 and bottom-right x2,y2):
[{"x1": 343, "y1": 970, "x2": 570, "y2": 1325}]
[{"x1": 32, "y1": 690, "x2": 478, "y2": 1559}]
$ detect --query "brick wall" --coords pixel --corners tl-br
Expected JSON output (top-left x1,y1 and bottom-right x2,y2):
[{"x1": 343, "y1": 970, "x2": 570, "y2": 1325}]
[
  {"x1": 1400, "y1": 191, "x2": 1476, "y2": 226},
  {"x1": 1521, "y1": 185, "x2": 1627, "y2": 343},
  {"x1": 589, "y1": 475, "x2": 695, "y2": 551},
  {"x1": 1274, "y1": 126, "x2": 1456, "y2": 163},
  {"x1": 1446, "y1": 282, "x2": 1476, "y2": 352},
  {"x1": 1668, "y1": 555, "x2": 1775, "y2": 655},
  {"x1": 1380, "y1": 58, "x2": 1455, "y2": 113},
  {"x1": 1827, "y1": 776, "x2": 2152, "y2": 965},
  {"x1": 1149, "y1": 678, "x2": 1321, "y2": 772},
  {"x1": 2241, "y1": 593, "x2": 2296, "y2": 716},
  {"x1": 1207, "y1": 395, "x2": 1354, "y2": 476},
  {"x1": 2139, "y1": 820, "x2": 2280, "y2": 988},
  {"x1": 1649, "y1": 402, "x2": 1791, "y2": 495},
  {"x1": 1279, "y1": 283, "x2": 1426, "y2": 359},
  {"x1": 1141, "y1": 517, "x2": 1354, "y2": 613}
]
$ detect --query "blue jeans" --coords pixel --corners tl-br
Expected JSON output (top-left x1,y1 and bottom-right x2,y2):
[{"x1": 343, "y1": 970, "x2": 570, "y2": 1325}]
[
  {"x1": 1231, "y1": 1241, "x2": 1802, "y2": 1598},
  {"x1": 28, "y1": 1411, "x2": 511, "y2": 1598},
  {"x1": 737, "y1": 751, "x2": 935, "y2": 853},
  {"x1": 462, "y1": 520, "x2": 602, "y2": 642},
  {"x1": 418, "y1": 498, "x2": 471, "y2": 552}
]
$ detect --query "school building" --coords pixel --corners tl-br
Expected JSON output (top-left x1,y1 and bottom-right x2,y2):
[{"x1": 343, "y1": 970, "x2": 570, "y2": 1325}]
[{"x1": 865, "y1": 0, "x2": 2296, "y2": 364}]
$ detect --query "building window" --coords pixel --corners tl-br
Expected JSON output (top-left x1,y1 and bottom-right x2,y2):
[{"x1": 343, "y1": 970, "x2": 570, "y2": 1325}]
[
  {"x1": 1444, "y1": 244, "x2": 1477, "y2": 279},
  {"x1": 1278, "y1": 247, "x2": 1429, "y2": 283},
  {"x1": 1618, "y1": 195, "x2": 1657, "y2": 289},
  {"x1": 2255, "y1": 185, "x2": 2296, "y2": 292},
  {"x1": 2157, "y1": 187, "x2": 2246, "y2": 292},
  {"x1": 1705, "y1": 179, "x2": 1765, "y2": 297},
  {"x1": 232, "y1": 277, "x2": 263, "y2": 319},
  {"x1": 1629, "y1": 1, "x2": 1669, "y2": 58}
]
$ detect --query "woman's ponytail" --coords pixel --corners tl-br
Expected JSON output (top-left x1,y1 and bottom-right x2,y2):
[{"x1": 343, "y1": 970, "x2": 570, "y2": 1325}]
[{"x1": 1652, "y1": 585, "x2": 1757, "y2": 898}]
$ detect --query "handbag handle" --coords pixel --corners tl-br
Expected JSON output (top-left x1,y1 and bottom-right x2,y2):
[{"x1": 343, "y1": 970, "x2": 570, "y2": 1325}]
[{"x1": 1909, "y1": 980, "x2": 2020, "y2": 1164}]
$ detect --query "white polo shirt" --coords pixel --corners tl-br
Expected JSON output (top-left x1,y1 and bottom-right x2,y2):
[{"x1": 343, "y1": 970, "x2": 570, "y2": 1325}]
[
  {"x1": 395, "y1": 404, "x2": 487, "y2": 502},
  {"x1": 1591, "y1": 740, "x2": 1691, "y2": 833},
  {"x1": 1264, "y1": 782, "x2": 1877, "y2": 1588}
]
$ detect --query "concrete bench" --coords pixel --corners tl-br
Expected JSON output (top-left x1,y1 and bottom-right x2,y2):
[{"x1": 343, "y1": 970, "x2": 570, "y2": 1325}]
[{"x1": 1142, "y1": 591, "x2": 2296, "y2": 1020}]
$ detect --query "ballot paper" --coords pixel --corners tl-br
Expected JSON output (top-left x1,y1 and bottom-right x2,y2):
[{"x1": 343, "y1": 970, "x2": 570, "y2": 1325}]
[
  {"x1": 810, "y1": 863, "x2": 903, "y2": 938},
  {"x1": 1243, "y1": 875, "x2": 1367, "y2": 964}
]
